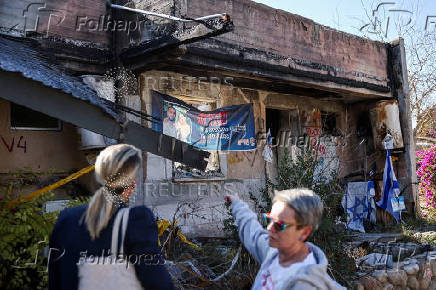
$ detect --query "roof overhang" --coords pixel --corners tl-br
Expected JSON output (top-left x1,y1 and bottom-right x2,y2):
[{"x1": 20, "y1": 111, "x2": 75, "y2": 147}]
[
  {"x1": 0, "y1": 35, "x2": 210, "y2": 170},
  {"x1": 0, "y1": 69, "x2": 210, "y2": 170}
]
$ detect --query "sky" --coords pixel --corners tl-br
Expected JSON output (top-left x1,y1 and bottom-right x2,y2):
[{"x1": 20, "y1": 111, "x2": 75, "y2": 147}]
[
  {"x1": 252, "y1": 0, "x2": 436, "y2": 41},
  {"x1": 251, "y1": 0, "x2": 436, "y2": 127}
]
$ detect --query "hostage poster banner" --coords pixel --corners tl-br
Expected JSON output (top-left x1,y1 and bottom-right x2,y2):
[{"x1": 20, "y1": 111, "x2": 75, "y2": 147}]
[{"x1": 151, "y1": 91, "x2": 256, "y2": 151}]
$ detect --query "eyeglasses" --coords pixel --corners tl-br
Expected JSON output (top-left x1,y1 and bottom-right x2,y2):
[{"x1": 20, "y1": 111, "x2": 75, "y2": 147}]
[{"x1": 262, "y1": 213, "x2": 302, "y2": 232}]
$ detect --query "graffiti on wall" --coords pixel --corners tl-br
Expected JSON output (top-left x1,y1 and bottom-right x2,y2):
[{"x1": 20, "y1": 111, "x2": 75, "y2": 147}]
[
  {"x1": 301, "y1": 108, "x2": 341, "y2": 180},
  {"x1": 228, "y1": 151, "x2": 257, "y2": 167},
  {"x1": 1, "y1": 135, "x2": 27, "y2": 153},
  {"x1": 228, "y1": 154, "x2": 243, "y2": 165},
  {"x1": 313, "y1": 136, "x2": 343, "y2": 180}
]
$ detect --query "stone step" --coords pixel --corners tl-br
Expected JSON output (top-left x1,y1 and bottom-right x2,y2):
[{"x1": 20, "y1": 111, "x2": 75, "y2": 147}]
[{"x1": 348, "y1": 233, "x2": 405, "y2": 243}]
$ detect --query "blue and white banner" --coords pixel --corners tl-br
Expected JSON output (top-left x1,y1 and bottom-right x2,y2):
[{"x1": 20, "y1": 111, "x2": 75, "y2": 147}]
[
  {"x1": 376, "y1": 149, "x2": 401, "y2": 223},
  {"x1": 151, "y1": 91, "x2": 256, "y2": 151}
]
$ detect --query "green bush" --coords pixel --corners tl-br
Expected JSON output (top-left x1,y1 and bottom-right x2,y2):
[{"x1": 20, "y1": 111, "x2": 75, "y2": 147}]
[
  {"x1": 0, "y1": 185, "x2": 57, "y2": 289},
  {"x1": 0, "y1": 183, "x2": 89, "y2": 289}
]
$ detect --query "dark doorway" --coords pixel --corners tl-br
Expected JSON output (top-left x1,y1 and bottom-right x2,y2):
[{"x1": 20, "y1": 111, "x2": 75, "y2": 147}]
[{"x1": 265, "y1": 108, "x2": 281, "y2": 141}]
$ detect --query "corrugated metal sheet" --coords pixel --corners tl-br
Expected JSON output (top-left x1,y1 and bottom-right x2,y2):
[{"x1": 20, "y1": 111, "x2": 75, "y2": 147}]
[{"x1": 0, "y1": 35, "x2": 119, "y2": 118}]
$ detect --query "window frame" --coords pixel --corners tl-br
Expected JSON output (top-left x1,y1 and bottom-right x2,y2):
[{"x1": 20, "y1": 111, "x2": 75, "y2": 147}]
[
  {"x1": 172, "y1": 151, "x2": 228, "y2": 182},
  {"x1": 170, "y1": 100, "x2": 228, "y2": 182},
  {"x1": 10, "y1": 103, "x2": 62, "y2": 131}
]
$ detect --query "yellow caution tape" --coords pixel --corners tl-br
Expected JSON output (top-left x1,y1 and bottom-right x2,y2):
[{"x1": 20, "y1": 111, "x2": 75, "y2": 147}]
[
  {"x1": 157, "y1": 219, "x2": 200, "y2": 249},
  {"x1": 158, "y1": 219, "x2": 172, "y2": 237},
  {"x1": 8, "y1": 165, "x2": 95, "y2": 208},
  {"x1": 157, "y1": 219, "x2": 172, "y2": 246},
  {"x1": 176, "y1": 230, "x2": 200, "y2": 249}
]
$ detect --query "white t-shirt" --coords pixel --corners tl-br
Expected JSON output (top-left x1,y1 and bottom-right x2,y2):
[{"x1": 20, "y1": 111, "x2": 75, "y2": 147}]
[{"x1": 256, "y1": 252, "x2": 316, "y2": 290}]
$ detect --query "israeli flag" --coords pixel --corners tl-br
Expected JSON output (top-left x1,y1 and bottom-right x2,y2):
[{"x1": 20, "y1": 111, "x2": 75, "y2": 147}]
[{"x1": 376, "y1": 149, "x2": 400, "y2": 223}]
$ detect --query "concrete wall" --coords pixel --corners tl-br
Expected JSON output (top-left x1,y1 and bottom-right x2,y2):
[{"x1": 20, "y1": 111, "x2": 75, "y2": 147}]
[
  {"x1": 0, "y1": 99, "x2": 89, "y2": 174},
  {"x1": 135, "y1": 0, "x2": 389, "y2": 90},
  {"x1": 140, "y1": 178, "x2": 264, "y2": 237},
  {"x1": 139, "y1": 71, "x2": 267, "y2": 237},
  {"x1": 193, "y1": 0, "x2": 388, "y2": 87},
  {"x1": 139, "y1": 70, "x2": 350, "y2": 236},
  {"x1": 139, "y1": 67, "x2": 419, "y2": 233}
]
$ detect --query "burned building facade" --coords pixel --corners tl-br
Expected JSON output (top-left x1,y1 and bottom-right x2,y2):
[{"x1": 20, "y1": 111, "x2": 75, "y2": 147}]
[{"x1": 0, "y1": 0, "x2": 417, "y2": 236}]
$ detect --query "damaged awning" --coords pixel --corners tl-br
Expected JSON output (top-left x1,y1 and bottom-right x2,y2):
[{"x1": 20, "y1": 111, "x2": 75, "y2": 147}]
[
  {"x1": 0, "y1": 35, "x2": 210, "y2": 170},
  {"x1": 118, "y1": 10, "x2": 233, "y2": 71}
]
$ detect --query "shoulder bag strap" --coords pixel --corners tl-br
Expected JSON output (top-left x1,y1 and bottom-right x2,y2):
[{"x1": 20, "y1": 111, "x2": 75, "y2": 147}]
[
  {"x1": 119, "y1": 208, "x2": 130, "y2": 255},
  {"x1": 111, "y1": 208, "x2": 126, "y2": 256}
]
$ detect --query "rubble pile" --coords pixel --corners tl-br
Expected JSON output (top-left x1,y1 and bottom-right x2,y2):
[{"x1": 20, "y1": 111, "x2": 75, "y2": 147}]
[{"x1": 354, "y1": 242, "x2": 436, "y2": 290}]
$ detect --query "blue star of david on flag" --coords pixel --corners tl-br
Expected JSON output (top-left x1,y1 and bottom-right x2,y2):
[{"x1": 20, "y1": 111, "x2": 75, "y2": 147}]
[{"x1": 347, "y1": 197, "x2": 365, "y2": 223}]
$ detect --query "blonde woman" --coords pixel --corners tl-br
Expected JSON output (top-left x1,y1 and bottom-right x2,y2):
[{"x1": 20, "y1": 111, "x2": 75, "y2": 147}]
[{"x1": 48, "y1": 144, "x2": 174, "y2": 290}]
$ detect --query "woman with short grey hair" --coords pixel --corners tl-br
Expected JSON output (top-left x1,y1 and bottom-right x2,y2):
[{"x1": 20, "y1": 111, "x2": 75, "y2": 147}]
[{"x1": 225, "y1": 188, "x2": 345, "y2": 290}]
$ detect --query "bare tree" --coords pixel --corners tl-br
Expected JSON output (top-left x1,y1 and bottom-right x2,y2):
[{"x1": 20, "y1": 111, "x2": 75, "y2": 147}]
[
  {"x1": 407, "y1": 32, "x2": 436, "y2": 136},
  {"x1": 357, "y1": 0, "x2": 436, "y2": 136}
]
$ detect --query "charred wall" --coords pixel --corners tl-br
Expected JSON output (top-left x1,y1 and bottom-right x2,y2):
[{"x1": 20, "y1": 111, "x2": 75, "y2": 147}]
[{"x1": 0, "y1": 0, "x2": 109, "y2": 45}]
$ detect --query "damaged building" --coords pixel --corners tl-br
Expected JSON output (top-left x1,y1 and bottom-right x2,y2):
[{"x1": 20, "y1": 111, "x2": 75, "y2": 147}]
[{"x1": 0, "y1": 0, "x2": 417, "y2": 237}]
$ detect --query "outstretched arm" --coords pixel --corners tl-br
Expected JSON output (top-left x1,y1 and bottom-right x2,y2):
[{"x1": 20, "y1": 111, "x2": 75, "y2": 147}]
[{"x1": 229, "y1": 198, "x2": 270, "y2": 264}]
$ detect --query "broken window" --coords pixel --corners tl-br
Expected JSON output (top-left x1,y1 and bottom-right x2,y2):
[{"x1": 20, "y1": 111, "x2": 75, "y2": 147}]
[
  {"x1": 10, "y1": 103, "x2": 61, "y2": 131},
  {"x1": 173, "y1": 102, "x2": 226, "y2": 180},
  {"x1": 321, "y1": 111, "x2": 337, "y2": 136}
]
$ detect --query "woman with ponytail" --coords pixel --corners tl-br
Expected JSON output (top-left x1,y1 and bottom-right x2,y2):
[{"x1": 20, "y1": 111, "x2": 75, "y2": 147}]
[{"x1": 48, "y1": 144, "x2": 174, "y2": 290}]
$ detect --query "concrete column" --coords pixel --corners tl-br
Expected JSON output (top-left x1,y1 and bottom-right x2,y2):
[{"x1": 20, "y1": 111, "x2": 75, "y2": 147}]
[{"x1": 389, "y1": 38, "x2": 418, "y2": 214}]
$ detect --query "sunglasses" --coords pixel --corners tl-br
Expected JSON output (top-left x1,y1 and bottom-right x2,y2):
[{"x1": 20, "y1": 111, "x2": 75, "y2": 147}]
[{"x1": 262, "y1": 213, "x2": 302, "y2": 232}]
